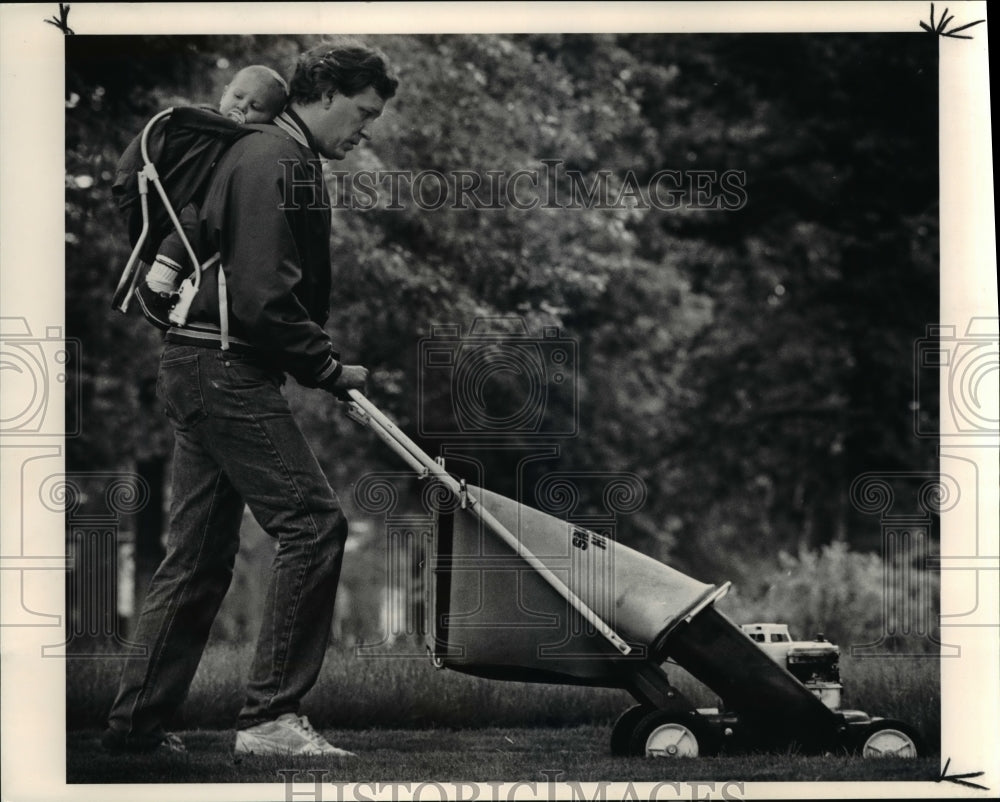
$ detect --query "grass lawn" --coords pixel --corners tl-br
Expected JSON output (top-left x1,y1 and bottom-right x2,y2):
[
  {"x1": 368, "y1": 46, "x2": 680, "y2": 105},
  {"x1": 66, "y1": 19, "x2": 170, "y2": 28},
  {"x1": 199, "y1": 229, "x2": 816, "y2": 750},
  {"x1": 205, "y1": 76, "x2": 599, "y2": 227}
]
[
  {"x1": 67, "y1": 642, "x2": 940, "y2": 786},
  {"x1": 67, "y1": 725, "x2": 939, "y2": 785}
]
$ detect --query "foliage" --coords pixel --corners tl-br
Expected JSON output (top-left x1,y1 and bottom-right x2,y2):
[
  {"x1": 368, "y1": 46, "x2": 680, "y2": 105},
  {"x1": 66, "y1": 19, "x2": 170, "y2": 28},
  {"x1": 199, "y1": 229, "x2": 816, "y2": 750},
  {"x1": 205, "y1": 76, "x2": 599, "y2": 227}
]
[
  {"x1": 716, "y1": 540, "x2": 941, "y2": 654},
  {"x1": 64, "y1": 33, "x2": 939, "y2": 642}
]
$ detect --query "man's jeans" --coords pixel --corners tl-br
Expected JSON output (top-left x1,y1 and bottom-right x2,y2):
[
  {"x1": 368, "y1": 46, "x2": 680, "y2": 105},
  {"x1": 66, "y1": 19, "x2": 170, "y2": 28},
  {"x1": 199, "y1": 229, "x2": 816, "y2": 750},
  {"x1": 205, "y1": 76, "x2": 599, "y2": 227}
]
[{"x1": 107, "y1": 345, "x2": 348, "y2": 738}]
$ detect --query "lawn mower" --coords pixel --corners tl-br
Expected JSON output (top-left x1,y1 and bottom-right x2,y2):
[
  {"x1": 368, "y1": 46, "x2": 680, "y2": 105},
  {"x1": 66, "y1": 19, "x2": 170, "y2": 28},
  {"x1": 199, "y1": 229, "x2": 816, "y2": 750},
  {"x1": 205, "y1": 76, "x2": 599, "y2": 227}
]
[{"x1": 345, "y1": 390, "x2": 924, "y2": 759}]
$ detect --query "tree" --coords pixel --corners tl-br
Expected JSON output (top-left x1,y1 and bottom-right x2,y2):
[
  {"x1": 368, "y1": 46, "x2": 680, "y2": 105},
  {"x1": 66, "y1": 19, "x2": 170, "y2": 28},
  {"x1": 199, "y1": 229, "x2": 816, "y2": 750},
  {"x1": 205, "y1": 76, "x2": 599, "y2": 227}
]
[{"x1": 65, "y1": 32, "x2": 939, "y2": 639}]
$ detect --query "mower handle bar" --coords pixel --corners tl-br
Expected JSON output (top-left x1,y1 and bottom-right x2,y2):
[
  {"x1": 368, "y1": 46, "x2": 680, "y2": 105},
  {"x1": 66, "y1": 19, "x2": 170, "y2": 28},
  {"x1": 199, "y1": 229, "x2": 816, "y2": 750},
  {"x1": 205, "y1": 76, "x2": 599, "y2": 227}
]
[{"x1": 345, "y1": 389, "x2": 632, "y2": 656}]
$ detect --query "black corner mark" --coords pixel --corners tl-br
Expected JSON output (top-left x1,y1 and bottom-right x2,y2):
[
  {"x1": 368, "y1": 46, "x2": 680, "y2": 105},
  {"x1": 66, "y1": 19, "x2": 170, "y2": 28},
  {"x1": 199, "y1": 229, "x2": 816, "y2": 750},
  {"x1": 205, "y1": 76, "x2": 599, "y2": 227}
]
[
  {"x1": 938, "y1": 757, "x2": 989, "y2": 791},
  {"x1": 44, "y1": 3, "x2": 73, "y2": 35},
  {"x1": 920, "y1": 3, "x2": 985, "y2": 39}
]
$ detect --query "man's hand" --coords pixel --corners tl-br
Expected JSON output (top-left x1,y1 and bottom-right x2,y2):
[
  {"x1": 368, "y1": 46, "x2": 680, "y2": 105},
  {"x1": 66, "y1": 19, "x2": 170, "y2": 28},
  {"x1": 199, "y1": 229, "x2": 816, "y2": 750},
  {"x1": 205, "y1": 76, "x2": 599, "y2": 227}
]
[{"x1": 328, "y1": 364, "x2": 369, "y2": 400}]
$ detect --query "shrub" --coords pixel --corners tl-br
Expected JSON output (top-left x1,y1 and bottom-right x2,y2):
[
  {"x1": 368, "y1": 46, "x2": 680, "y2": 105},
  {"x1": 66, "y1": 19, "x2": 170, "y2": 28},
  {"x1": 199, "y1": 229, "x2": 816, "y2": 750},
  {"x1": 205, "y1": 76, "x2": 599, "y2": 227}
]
[{"x1": 716, "y1": 541, "x2": 941, "y2": 654}]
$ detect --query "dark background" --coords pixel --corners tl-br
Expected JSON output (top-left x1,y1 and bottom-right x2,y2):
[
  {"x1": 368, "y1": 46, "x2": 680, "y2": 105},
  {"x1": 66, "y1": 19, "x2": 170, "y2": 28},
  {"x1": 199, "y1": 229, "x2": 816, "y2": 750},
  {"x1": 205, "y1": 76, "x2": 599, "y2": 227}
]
[{"x1": 64, "y1": 33, "x2": 940, "y2": 651}]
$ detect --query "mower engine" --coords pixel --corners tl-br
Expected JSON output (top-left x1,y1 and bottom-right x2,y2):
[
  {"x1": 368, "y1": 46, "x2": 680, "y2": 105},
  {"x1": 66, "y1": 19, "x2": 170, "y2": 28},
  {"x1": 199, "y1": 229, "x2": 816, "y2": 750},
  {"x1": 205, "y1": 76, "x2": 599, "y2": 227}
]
[{"x1": 740, "y1": 623, "x2": 842, "y2": 710}]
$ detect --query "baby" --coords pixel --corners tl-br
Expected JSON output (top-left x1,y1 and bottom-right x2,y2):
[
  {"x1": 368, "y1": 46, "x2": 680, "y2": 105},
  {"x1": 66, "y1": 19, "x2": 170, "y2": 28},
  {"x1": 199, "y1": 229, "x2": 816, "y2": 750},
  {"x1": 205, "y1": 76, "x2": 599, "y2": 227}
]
[
  {"x1": 217, "y1": 64, "x2": 288, "y2": 125},
  {"x1": 143, "y1": 65, "x2": 288, "y2": 302}
]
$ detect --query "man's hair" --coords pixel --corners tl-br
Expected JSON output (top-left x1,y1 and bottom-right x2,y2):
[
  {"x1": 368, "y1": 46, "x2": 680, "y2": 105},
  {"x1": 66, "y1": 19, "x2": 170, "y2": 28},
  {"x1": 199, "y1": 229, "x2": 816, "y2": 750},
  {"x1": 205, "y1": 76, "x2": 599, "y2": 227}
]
[{"x1": 289, "y1": 41, "x2": 399, "y2": 103}]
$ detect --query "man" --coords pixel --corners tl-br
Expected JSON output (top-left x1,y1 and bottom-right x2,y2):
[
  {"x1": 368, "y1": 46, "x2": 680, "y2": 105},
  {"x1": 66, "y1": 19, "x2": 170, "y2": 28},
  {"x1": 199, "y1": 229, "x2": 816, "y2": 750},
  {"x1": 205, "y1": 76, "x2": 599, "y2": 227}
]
[{"x1": 102, "y1": 42, "x2": 398, "y2": 757}]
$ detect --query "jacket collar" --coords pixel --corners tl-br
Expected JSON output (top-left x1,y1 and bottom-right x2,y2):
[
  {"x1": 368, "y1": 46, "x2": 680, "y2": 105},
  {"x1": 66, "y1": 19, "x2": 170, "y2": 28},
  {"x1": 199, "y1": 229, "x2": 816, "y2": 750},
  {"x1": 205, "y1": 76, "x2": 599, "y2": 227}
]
[{"x1": 274, "y1": 107, "x2": 321, "y2": 154}]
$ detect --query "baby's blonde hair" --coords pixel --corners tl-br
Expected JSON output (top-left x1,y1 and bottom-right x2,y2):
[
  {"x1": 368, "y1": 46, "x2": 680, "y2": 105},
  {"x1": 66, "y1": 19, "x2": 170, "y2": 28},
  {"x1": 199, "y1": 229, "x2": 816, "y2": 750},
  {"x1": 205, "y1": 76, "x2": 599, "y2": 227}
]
[{"x1": 234, "y1": 64, "x2": 289, "y2": 95}]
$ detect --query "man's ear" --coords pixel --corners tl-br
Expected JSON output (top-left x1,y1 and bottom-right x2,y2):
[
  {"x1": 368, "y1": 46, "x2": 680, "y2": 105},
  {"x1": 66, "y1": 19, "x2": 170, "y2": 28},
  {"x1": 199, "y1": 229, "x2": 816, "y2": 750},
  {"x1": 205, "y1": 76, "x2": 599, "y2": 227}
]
[{"x1": 323, "y1": 89, "x2": 338, "y2": 108}]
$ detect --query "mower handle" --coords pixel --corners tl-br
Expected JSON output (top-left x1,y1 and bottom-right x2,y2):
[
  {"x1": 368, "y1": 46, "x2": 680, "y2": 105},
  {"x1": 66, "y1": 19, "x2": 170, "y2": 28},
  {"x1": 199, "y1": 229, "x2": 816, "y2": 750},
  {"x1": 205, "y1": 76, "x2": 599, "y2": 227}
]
[{"x1": 344, "y1": 389, "x2": 632, "y2": 656}]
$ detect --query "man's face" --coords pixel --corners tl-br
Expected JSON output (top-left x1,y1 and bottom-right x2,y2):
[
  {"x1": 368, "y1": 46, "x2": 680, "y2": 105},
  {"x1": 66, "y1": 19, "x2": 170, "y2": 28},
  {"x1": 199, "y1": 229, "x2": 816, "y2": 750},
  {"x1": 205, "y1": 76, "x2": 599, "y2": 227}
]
[
  {"x1": 219, "y1": 71, "x2": 286, "y2": 124},
  {"x1": 312, "y1": 86, "x2": 387, "y2": 160}
]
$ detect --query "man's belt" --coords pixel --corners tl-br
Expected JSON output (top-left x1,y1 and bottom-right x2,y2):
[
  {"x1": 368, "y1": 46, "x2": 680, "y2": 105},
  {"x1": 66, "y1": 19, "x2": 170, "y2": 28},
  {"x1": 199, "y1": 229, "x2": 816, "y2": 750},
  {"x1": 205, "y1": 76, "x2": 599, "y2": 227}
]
[{"x1": 165, "y1": 322, "x2": 257, "y2": 354}]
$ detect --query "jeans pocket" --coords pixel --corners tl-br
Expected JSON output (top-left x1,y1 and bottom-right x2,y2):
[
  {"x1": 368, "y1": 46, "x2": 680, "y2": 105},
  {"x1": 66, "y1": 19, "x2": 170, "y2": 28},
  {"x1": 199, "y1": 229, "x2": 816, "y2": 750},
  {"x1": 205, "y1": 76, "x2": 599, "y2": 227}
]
[
  {"x1": 157, "y1": 352, "x2": 207, "y2": 428},
  {"x1": 222, "y1": 353, "x2": 284, "y2": 392}
]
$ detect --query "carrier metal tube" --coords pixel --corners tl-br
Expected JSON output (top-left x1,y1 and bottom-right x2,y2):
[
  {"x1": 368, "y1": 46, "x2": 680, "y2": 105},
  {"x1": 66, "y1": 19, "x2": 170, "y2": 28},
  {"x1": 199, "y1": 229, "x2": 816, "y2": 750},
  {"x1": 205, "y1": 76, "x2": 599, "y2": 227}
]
[
  {"x1": 112, "y1": 175, "x2": 151, "y2": 312},
  {"x1": 139, "y1": 109, "x2": 202, "y2": 295}
]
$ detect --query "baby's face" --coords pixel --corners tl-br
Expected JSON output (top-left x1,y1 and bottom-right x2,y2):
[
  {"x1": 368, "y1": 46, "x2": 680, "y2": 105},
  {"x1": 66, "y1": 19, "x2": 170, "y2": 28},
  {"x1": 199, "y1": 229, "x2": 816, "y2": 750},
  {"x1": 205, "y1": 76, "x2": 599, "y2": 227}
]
[{"x1": 219, "y1": 72, "x2": 285, "y2": 124}]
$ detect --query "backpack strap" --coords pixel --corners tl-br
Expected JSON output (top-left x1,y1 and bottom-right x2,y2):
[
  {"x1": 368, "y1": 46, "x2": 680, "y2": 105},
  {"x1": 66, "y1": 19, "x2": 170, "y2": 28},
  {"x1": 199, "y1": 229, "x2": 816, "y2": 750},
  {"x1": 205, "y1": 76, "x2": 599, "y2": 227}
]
[{"x1": 216, "y1": 264, "x2": 230, "y2": 351}]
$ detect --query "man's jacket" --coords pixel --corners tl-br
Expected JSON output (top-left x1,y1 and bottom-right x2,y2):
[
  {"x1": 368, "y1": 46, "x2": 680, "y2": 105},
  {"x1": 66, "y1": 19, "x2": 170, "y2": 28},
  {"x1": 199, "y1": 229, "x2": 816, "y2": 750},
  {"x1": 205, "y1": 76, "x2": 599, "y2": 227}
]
[{"x1": 165, "y1": 110, "x2": 342, "y2": 389}]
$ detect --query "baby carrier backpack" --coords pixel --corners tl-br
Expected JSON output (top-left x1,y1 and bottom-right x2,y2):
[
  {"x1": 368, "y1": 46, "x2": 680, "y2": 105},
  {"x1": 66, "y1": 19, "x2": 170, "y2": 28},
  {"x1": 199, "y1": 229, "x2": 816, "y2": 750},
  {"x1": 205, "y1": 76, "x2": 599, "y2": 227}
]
[{"x1": 111, "y1": 107, "x2": 259, "y2": 341}]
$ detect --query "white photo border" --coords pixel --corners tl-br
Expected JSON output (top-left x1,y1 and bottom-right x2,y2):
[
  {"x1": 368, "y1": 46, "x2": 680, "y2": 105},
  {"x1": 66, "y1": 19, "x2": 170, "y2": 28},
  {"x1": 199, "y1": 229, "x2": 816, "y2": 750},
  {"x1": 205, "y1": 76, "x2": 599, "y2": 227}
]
[{"x1": 1, "y1": 2, "x2": 995, "y2": 800}]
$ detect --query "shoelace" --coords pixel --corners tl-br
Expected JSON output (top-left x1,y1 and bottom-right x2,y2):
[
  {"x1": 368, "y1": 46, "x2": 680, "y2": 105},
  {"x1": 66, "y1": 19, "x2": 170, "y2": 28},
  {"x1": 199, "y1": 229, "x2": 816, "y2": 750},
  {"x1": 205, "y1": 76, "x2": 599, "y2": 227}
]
[
  {"x1": 161, "y1": 732, "x2": 187, "y2": 753},
  {"x1": 289, "y1": 715, "x2": 328, "y2": 746}
]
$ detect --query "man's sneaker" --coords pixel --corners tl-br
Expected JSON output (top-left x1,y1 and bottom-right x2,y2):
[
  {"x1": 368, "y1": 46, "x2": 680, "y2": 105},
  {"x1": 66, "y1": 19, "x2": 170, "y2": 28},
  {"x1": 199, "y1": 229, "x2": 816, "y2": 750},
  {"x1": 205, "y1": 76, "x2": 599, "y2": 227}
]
[
  {"x1": 234, "y1": 713, "x2": 356, "y2": 757},
  {"x1": 101, "y1": 728, "x2": 187, "y2": 755}
]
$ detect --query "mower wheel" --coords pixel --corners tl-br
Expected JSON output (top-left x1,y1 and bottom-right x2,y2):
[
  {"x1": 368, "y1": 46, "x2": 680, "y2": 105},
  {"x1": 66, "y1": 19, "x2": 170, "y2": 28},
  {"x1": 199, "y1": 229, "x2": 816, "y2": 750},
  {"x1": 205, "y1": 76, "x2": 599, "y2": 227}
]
[
  {"x1": 610, "y1": 705, "x2": 654, "y2": 756},
  {"x1": 630, "y1": 711, "x2": 716, "y2": 758},
  {"x1": 856, "y1": 719, "x2": 923, "y2": 758}
]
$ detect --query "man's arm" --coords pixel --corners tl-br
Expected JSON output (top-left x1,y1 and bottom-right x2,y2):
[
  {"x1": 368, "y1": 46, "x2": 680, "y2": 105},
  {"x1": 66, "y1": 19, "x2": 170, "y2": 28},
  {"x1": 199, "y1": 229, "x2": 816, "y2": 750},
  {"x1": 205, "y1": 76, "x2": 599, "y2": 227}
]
[{"x1": 202, "y1": 135, "x2": 349, "y2": 390}]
